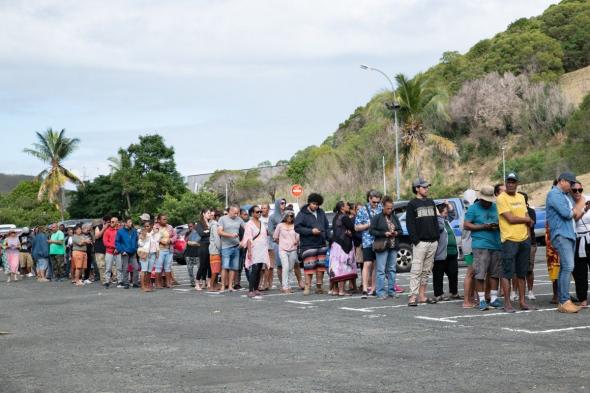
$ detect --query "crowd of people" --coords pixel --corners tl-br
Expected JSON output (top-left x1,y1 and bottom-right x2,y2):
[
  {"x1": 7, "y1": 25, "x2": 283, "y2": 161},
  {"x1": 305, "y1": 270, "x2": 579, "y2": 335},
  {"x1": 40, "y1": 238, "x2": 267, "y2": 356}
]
[{"x1": 1, "y1": 171, "x2": 590, "y2": 313}]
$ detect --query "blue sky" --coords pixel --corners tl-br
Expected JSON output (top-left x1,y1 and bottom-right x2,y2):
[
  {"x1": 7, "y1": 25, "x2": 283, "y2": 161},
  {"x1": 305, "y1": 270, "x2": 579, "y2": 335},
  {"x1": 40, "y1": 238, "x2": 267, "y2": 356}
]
[{"x1": 0, "y1": 0, "x2": 555, "y2": 180}]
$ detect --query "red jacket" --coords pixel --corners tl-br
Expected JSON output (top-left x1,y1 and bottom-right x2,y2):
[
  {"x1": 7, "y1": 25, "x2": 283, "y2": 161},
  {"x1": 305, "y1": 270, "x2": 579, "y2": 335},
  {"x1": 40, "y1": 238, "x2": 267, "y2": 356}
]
[{"x1": 103, "y1": 226, "x2": 118, "y2": 254}]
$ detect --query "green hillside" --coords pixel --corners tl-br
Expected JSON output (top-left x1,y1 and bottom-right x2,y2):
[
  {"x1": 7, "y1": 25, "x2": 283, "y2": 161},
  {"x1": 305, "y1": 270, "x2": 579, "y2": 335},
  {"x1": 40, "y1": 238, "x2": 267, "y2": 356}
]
[{"x1": 284, "y1": 0, "x2": 590, "y2": 204}]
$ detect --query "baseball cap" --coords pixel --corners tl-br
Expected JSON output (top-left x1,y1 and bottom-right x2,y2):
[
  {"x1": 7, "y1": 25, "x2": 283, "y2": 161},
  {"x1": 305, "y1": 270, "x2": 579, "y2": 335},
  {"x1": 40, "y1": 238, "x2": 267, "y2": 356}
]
[
  {"x1": 558, "y1": 172, "x2": 577, "y2": 183},
  {"x1": 478, "y1": 185, "x2": 495, "y2": 203},
  {"x1": 506, "y1": 172, "x2": 519, "y2": 181},
  {"x1": 139, "y1": 213, "x2": 151, "y2": 221},
  {"x1": 412, "y1": 178, "x2": 431, "y2": 188}
]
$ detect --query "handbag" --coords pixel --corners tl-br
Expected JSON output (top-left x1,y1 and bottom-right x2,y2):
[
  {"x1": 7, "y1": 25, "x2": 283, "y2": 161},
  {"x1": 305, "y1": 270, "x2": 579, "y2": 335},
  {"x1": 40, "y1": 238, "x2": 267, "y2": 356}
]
[{"x1": 372, "y1": 238, "x2": 387, "y2": 253}]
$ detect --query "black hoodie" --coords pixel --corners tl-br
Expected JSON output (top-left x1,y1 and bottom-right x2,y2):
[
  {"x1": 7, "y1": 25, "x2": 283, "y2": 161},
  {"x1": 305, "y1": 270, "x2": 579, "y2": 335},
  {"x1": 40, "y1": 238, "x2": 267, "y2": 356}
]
[{"x1": 294, "y1": 204, "x2": 330, "y2": 249}]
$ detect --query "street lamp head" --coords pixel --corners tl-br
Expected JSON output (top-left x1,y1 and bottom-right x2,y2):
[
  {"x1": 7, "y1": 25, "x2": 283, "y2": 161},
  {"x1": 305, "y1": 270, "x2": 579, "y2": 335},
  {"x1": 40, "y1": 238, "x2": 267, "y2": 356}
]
[{"x1": 360, "y1": 64, "x2": 369, "y2": 70}]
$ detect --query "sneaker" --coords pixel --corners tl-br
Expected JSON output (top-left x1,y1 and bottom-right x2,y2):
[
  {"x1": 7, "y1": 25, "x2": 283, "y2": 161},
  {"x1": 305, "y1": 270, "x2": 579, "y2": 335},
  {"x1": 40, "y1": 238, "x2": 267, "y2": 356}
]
[
  {"x1": 489, "y1": 298, "x2": 504, "y2": 308},
  {"x1": 253, "y1": 295, "x2": 263, "y2": 300},
  {"x1": 124, "y1": 284, "x2": 130, "y2": 289},
  {"x1": 26, "y1": 272, "x2": 34, "y2": 278},
  {"x1": 116, "y1": 283, "x2": 125, "y2": 288},
  {"x1": 234, "y1": 284, "x2": 242, "y2": 290},
  {"x1": 132, "y1": 284, "x2": 140, "y2": 288},
  {"x1": 361, "y1": 291, "x2": 368, "y2": 299},
  {"x1": 83, "y1": 279, "x2": 92, "y2": 285},
  {"x1": 527, "y1": 291, "x2": 536, "y2": 300},
  {"x1": 479, "y1": 299, "x2": 489, "y2": 311},
  {"x1": 394, "y1": 284, "x2": 405, "y2": 293},
  {"x1": 558, "y1": 300, "x2": 580, "y2": 313}
]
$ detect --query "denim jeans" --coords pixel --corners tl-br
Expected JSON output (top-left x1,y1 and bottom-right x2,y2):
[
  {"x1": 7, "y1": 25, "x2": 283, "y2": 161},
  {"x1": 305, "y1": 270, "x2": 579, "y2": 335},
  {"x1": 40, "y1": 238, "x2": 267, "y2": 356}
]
[
  {"x1": 155, "y1": 249, "x2": 173, "y2": 273},
  {"x1": 375, "y1": 248, "x2": 397, "y2": 297},
  {"x1": 221, "y1": 246, "x2": 240, "y2": 271},
  {"x1": 118, "y1": 253, "x2": 139, "y2": 286},
  {"x1": 104, "y1": 253, "x2": 121, "y2": 284},
  {"x1": 553, "y1": 235, "x2": 575, "y2": 304}
]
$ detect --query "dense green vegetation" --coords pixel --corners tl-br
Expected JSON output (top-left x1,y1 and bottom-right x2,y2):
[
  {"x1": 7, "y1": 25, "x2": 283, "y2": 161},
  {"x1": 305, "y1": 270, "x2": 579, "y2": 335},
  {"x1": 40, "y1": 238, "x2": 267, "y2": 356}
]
[
  {"x1": 284, "y1": 0, "x2": 590, "y2": 200},
  {"x1": 0, "y1": 181, "x2": 62, "y2": 227}
]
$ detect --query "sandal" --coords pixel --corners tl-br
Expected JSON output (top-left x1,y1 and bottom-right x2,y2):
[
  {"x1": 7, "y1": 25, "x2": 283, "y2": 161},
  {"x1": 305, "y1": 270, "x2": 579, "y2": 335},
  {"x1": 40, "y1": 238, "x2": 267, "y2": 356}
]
[
  {"x1": 462, "y1": 303, "x2": 476, "y2": 309},
  {"x1": 450, "y1": 294, "x2": 464, "y2": 300},
  {"x1": 420, "y1": 297, "x2": 437, "y2": 304},
  {"x1": 408, "y1": 299, "x2": 418, "y2": 307}
]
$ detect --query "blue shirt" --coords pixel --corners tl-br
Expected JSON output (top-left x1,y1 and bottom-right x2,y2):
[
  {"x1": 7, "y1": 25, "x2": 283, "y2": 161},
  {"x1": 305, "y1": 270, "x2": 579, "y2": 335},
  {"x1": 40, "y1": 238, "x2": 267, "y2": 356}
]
[
  {"x1": 115, "y1": 227, "x2": 139, "y2": 254},
  {"x1": 546, "y1": 186, "x2": 576, "y2": 243},
  {"x1": 464, "y1": 201, "x2": 502, "y2": 250},
  {"x1": 354, "y1": 203, "x2": 383, "y2": 249}
]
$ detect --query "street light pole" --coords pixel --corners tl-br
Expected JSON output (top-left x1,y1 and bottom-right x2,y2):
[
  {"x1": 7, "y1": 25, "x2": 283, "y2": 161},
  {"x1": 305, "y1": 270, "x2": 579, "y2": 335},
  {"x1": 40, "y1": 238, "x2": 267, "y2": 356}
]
[
  {"x1": 360, "y1": 64, "x2": 400, "y2": 200},
  {"x1": 501, "y1": 145, "x2": 506, "y2": 182},
  {"x1": 382, "y1": 155, "x2": 387, "y2": 195}
]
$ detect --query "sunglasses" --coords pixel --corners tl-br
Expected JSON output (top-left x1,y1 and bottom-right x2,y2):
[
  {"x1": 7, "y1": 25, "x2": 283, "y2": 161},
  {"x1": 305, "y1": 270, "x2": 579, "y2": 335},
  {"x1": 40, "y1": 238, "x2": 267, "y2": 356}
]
[
  {"x1": 572, "y1": 188, "x2": 584, "y2": 193},
  {"x1": 110, "y1": 221, "x2": 117, "y2": 223},
  {"x1": 280, "y1": 201, "x2": 286, "y2": 205},
  {"x1": 254, "y1": 210, "x2": 262, "y2": 214}
]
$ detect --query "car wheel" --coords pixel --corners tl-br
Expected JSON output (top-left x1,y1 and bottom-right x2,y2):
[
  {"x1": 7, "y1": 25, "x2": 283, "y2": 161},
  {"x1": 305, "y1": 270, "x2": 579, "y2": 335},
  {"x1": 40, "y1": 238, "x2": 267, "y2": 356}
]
[{"x1": 397, "y1": 243, "x2": 412, "y2": 273}]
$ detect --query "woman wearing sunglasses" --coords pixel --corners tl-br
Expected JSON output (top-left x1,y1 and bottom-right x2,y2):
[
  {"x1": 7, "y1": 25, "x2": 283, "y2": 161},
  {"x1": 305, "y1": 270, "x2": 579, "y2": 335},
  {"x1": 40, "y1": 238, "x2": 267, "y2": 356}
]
[
  {"x1": 273, "y1": 209, "x2": 300, "y2": 293},
  {"x1": 572, "y1": 182, "x2": 590, "y2": 307},
  {"x1": 241, "y1": 206, "x2": 270, "y2": 299}
]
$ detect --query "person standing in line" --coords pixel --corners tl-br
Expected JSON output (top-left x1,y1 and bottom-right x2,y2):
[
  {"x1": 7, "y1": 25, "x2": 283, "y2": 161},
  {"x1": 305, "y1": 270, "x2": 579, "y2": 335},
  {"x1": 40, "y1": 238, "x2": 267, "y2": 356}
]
[
  {"x1": 546, "y1": 172, "x2": 587, "y2": 313},
  {"x1": 432, "y1": 202, "x2": 461, "y2": 303},
  {"x1": 82, "y1": 224, "x2": 97, "y2": 284},
  {"x1": 294, "y1": 193, "x2": 330, "y2": 295},
  {"x1": 259, "y1": 203, "x2": 276, "y2": 290},
  {"x1": 498, "y1": 173, "x2": 535, "y2": 313},
  {"x1": 329, "y1": 201, "x2": 357, "y2": 296},
  {"x1": 518, "y1": 192, "x2": 537, "y2": 301},
  {"x1": 32, "y1": 226, "x2": 50, "y2": 282},
  {"x1": 48, "y1": 224, "x2": 66, "y2": 282},
  {"x1": 4, "y1": 229, "x2": 21, "y2": 283},
  {"x1": 464, "y1": 186, "x2": 503, "y2": 311},
  {"x1": 354, "y1": 190, "x2": 383, "y2": 299},
  {"x1": 273, "y1": 209, "x2": 300, "y2": 293},
  {"x1": 195, "y1": 209, "x2": 212, "y2": 291},
  {"x1": 369, "y1": 196, "x2": 401, "y2": 300},
  {"x1": 217, "y1": 205, "x2": 245, "y2": 293},
  {"x1": 18, "y1": 228, "x2": 34, "y2": 278},
  {"x1": 94, "y1": 216, "x2": 110, "y2": 285},
  {"x1": 406, "y1": 178, "x2": 440, "y2": 307},
  {"x1": 237, "y1": 208, "x2": 250, "y2": 289},
  {"x1": 571, "y1": 181, "x2": 590, "y2": 307},
  {"x1": 115, "y1": 217, "x2": 139, "y2": 289},
  {"x1": 208, "y1": 211, "x2": 222, "y2": 292},
  {"x1": 71, "y1": 225, "x2": 91, "y2": 286},
  {"x1": 184, "y1": 222, "x2": 200, "y2": 288},
  {"x1": 154, "y1": 214, "x2": 176, "y2": 288},
  {"x1": 138, "y1": 221, "x2": 157, "y2": 292},
  {"x1": 242, "y1": 206, "x2": 271, "y2": 299},
  {"x1": 65, "y1": 227, "x2": 74, "y2": 281},
  {"x1": 102, "y1": 217, "x2": 120, "y2": 288}
]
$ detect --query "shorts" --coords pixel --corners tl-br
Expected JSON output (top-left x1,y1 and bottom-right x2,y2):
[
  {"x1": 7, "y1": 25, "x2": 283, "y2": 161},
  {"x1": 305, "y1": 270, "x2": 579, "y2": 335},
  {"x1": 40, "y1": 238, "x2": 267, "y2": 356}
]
[
  {"x1": 140, "y1": 253, "x2": 156, "y2": 272},
  {"x1": 529, "y1": 244, "x2": 537, "y2": 273},
  {"x1": 19, "y1": 252, "x2": 34, "y2": 269},
  {"x1": 210, "y1": 254, "x2": 221, "y2": 274},
  {"x1": 501, "y1": 239, "x2": 530, "y2": 280},
  {"x1": 361, "y1": 247, "x2": 376, "y2": 262},
  {"x1": 464, "y1": 254, "x2": 473, "y2": 266},
  {"x1": 36, "y1": 258, "x2": 48, "y2": 271},
  {"x1": 155, "y1": 249, "x2": 173, "y2": 273},
  {"x1": 221, "y1": 246, "x2": 240, "y2": 271},
  {"x1": 472, "y1": 249, "x2": 502, "y2": 280},
  {"x1": 72, "y1": 250, "x2": 88, "y2": 269},
  {"x1": 301, "y1": 247, "x2": 327, "y2": 274}
]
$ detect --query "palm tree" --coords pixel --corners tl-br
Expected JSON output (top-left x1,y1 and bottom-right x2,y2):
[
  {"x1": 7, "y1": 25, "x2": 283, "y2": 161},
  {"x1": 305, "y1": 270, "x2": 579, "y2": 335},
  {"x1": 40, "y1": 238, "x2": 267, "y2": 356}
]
[
  {"x1": 23, "y1": 128, "x2": 82, "y2": 220},
  {"x1": 395, "y1": 73, "x2": 458, "y2": 176},
  {"x1": 108, "y1": 148, "x2": 134, "y2": 214}
]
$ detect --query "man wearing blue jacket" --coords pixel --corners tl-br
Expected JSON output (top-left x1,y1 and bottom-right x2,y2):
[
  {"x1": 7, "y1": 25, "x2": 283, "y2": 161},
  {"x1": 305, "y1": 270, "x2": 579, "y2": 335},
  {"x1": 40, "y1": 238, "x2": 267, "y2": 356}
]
[{"x1": 115, "y1": 218, "x2": 139, "y2": 289}]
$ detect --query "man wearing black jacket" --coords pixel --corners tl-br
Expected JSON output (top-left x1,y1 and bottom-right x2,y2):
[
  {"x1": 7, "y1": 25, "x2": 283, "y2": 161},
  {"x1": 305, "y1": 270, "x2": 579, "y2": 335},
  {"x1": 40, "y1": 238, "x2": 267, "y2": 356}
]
[
  {"x1": 406, "y1": 178, "x2": 440, "y2": 306},
  {"x1": 294, "y1": 193, "x2": 330, "y2": 295}
]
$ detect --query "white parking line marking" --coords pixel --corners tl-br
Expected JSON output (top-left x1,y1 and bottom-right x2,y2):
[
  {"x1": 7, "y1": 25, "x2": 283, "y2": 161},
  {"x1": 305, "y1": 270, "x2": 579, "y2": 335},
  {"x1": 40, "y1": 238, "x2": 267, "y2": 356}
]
[
  {"x1": 415, "y1": 316, "x2": 457, "y2": 323},
  {"x1": 416, "y1": 307, "x2": 558, "y2": 323},
  {"x1": 502, "y1": 326, "x2": 590, "y2": 334},
  {"x1": 286, "y1": 300, "x2": 313, "y2": 305},
  {"x1": 172, "y1": 288, "x2": 191, "y2": 292},
  {"x1": 340, "y1": 307, "x2": 373, "y2": 313}
]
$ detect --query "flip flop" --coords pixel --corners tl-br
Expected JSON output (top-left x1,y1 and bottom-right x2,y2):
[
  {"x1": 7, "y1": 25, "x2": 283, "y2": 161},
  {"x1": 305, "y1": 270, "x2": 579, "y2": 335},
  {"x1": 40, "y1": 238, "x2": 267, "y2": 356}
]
[
  {"x1": 419, "y1": 297, "x2": 437, "y2": 304},
  {"x1": 520, "y1": 305, "x2": 537, "y2": 311},
  {"x1": 503, "y1": 307, "x2": 516, "y2": 313},
  {"x1": 462, "y1": 304, "x2": 476, "y2": 309},
  {"x1": 408, "y1": 299, "x2": 418, "y2": 307}
]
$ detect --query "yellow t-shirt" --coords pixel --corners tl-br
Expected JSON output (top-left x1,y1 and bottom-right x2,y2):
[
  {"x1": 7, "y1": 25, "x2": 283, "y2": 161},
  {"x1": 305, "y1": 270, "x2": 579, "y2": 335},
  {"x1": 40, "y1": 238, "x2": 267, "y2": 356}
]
[{"x1": 497, "y1": 192, "x2": 529, "y2": 243}]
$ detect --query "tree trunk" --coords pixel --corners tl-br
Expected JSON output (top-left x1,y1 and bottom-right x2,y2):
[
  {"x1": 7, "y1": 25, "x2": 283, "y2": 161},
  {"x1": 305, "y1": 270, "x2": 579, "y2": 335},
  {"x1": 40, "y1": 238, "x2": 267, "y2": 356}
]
[
  {"x1": 125, "y1": 192, "x2": 132, "y2": 214},
  {"x1": 59, "y1": 187, "x2": 65, "y2": 221}
]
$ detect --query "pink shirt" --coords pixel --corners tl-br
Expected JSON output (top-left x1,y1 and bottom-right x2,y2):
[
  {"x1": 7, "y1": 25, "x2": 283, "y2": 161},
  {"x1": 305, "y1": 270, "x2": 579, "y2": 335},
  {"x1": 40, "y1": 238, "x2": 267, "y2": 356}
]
[{"x1": 273, "y1": 223, "x2": 299, "y2": 252}]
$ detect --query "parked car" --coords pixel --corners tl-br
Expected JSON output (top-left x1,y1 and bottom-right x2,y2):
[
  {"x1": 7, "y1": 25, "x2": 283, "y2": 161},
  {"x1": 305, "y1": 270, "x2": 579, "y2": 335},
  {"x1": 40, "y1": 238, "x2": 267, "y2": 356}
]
[
  {"x1": 173, "y1": 224, "x2": 189, "y2": 265},
  {"x1": 533, "y1": 207, "x2": 546, "y2": 245},
  {"x1": 395, "y1": 197, "x2": 467, "y2": 273}
]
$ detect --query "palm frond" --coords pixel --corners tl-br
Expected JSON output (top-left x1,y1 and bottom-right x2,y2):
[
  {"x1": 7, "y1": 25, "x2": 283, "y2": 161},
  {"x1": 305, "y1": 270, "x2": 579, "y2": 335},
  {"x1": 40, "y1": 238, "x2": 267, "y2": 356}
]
[{"x1": 426, "y1": 134, "x2": 459, "y2": 158}]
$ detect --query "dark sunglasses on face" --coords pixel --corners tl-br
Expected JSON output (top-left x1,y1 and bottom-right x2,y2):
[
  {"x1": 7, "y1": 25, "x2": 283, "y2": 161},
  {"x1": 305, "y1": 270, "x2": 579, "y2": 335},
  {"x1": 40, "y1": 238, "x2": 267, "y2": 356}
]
[
  {"x1": 254, "y1": 210, "x2": 262, "y2": 214},
  {"x1": 572, "y1": 188, "x2": 584, "y2": 193},
  {"x1": 280, "y1": 201, "x2": 286, "y2": 205}
]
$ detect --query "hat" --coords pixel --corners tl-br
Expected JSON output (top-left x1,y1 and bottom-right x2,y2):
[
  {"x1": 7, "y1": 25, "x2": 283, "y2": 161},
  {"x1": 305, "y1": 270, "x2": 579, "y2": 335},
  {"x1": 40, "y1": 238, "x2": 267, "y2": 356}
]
[
  {"x1": 478, "y1": 185, "x2": 495, "y2": 203},
  {"x1": 412, "y1": 178, "x2": 431, "y2": 188},
  {"x1": 139, "y1": 213, "x2": 150, "y2": 221},
  {"x1": 506, "y1": 172, "x2": 519, "y2": 181},
  {"x1": 558, "y1": 171, "x2": 577, "y2": 183}
]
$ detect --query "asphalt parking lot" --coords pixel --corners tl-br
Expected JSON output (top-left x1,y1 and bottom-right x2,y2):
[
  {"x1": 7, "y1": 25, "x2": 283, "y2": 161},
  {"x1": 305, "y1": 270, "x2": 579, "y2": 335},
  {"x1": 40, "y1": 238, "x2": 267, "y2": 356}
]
[{"x1": 2, "y1": 247, "x2": 590, "y2": 393}]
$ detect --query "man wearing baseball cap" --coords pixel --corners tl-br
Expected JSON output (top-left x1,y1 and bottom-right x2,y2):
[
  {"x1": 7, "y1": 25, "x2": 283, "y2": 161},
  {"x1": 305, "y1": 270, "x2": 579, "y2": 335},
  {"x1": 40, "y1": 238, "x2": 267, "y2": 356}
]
[
  {"x1": 546, "y1": 171, "x2": 587, "y2": 313},
  {"x1": 464, "y1": 185, "x2": 503, "y2": 311},
  {"x1": 406, "y1": 177, "x2": 440, "y2": 306},
  {"x1": 497, "y1": 173, "x2": 533, "y2": 312}
]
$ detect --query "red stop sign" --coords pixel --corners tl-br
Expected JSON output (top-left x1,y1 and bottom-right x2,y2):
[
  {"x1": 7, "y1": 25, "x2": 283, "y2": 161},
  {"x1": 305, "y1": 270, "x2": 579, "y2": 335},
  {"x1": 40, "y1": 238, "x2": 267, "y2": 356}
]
[{"x1": 291, "y1": 184, "x2": 304, "y2": 198}]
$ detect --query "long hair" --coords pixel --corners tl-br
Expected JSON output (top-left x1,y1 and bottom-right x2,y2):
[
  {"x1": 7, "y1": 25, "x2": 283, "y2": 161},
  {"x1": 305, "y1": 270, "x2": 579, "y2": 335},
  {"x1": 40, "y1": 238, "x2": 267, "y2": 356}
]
[{"x1": 199, "y1": 208, "x2": 210, "y2": 228}]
